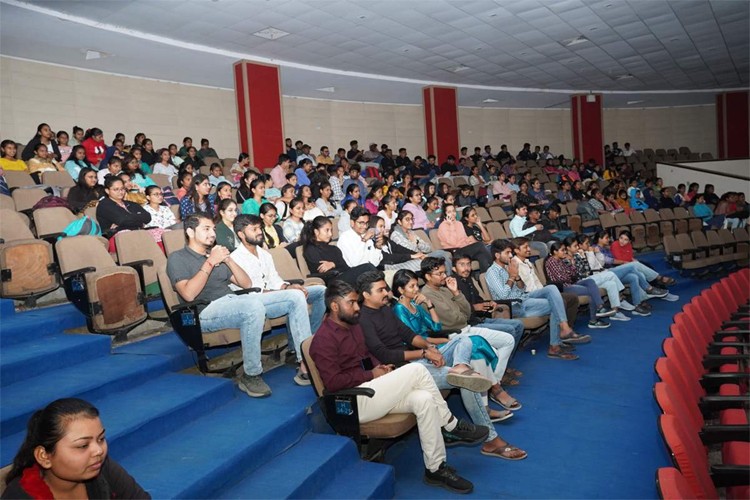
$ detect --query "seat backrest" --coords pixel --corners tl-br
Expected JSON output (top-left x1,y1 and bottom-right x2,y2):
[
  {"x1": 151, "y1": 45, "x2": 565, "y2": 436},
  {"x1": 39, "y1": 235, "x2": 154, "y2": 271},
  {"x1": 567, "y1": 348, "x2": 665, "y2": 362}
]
[
  {"x1": 12, "y1": 188, "x2": 48, "y2": 212},
  {"x1": 734, "y1": 227, "x2": 749, "y2": 243},
  {"x1": 157, "y1": 263, "x2": 180, "y2": 312},
  {"x1": 269, "y1": 246, "x2": 304, "y2": 282},
  {"x1": 662, "y1": 235, "x2": 679, "y2": 257},
  {"x1": 0, "y1": 195, "x2": 15, "y2": 211},
  {"x1": 655, "y1": 467, "x2": 698, "y2": 500},
  {"x1": 717, "y1": 228, "x2": 735, "y2": 245},
  {"x1": 41, "y1": 171, "x2": 75, "y2": 188},
  {"x1": 301, "y1": 337, "x2": 326, "y2": 398},
  {"x1": 4, "y1": 171, "x2": 35, "y2": 189},
  {"x1": 115, "y1": 230, "x2": 167, "y2": 287},
  {"x1": 149, "y1": 174, "x2": 170, "y2": 188},
  {"x1": 488, "y1": 207, "x2": 506, "y2": 222},
  {"x1": 162, "y1": 229, "x2": 186, "y2": 256},
  {"x1": 657, "y1": 414, "x2": 717, "y2": 500},
  {"x1": 673, "y1": 207, "x2": 689, "y2": 219},
  {"x1": 614, "y1": 213, "x2": 631, "y2": 226},
  {"x1": 658, "y1": 208, "x2": 675, "y2": 221},
  {"x1": 429, "y1": 230, "x2": 443, "y2": 250},
  {"x1": 643, "y1": 209, "x2": 660, "y2": 223},
  {"x1": 56, "y1": 235, "x2": 113, "y2": 274},
  {"x1": 33, "y1": 207, "x2": 77, "y2": 238},
  {"x1": 599, "y1": 212, "x2": 616, "y2": 230},
  {"x1": 295, "y1": 244, "x2": 312, "y2": 277},
  {"x1": 534, "y1": 259, "x2": 547, "y2": 285},
  {"x1": 485, "y1": 221, "x2": 503, "y2": 241},
  {"x1": 475, "y1": 207, "x2": 491, "y2": 223},
  {"x1": 0, "y1": 209, "x2": 35, "y2": 241},
  {"x1": 689, "y1": 231, "x2": 708, "y2": 249},
  {"x1": 629, "y1": 212, "x2": 646, "y2": 224}
]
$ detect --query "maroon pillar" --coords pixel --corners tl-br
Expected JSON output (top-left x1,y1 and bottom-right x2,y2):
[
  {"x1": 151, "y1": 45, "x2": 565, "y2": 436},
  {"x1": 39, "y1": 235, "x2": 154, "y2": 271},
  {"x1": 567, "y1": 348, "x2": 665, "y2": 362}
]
[
  {"x1": 422, "y1": 86, "x2": 459, "y2": 162},
  {"x1": 571, "y1": 94, "x2": 604, "y2": 166},
  {"x1": 716, "y1": 91, "x2": 749, "y2": 159}
]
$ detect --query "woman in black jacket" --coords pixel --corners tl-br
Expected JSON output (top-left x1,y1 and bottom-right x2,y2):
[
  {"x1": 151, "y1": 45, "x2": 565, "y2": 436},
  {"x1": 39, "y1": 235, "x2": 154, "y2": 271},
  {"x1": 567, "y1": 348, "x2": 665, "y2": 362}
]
[
  {"x1": 67, "y1": 167, "x2": 104, "y2": 213},
  {"x1": 369, "y1": 215, "x2": 423, "y2": 272},
  {"x1": 95, "y1": 175, "x2": 151, "y2": 237},
  {"x1": 21, "y1": 123, "x2": 61, "y2": 162},
  {"x1": 301, "y1": 216, "x2": 375, "y2": 285},
  {"x1": 2, "y1": 398, "x2": 150, "y2": 499}
]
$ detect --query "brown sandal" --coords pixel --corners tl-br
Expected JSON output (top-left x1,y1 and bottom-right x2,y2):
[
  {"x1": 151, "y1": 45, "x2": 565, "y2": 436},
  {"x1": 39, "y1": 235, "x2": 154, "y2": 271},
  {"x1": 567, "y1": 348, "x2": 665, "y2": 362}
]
[{"x1": 481, "y1": 445, "x2": 528, "y2": 460}]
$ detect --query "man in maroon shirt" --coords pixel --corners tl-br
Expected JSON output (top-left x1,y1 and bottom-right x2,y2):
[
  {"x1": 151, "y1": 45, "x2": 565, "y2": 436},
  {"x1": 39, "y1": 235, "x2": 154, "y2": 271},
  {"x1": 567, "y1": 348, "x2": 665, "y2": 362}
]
[{"x1": 309, "y1": 280, "x2": 487, "y2": 494}]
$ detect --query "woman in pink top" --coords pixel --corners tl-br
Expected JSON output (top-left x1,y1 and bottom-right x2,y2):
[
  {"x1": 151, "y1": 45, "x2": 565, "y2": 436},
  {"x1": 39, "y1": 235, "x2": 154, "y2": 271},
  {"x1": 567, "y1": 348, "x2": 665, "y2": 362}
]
[
  {"x1": 436, "y1": 204, "x2": 492, "y2": 271},
  {"x1": 402, "y1": 187, "x2": 434, "y2": 230}
]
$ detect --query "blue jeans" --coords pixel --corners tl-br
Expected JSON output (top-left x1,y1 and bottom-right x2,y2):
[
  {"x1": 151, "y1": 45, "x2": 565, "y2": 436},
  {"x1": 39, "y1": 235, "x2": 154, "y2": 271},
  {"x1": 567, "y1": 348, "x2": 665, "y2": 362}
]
[
  {"x1": 518, "y1": 286, "x2": 568, "y2": 346},
  {"x1": 477, "y1": 317, "x2": 525, "y2": 344},
  {"x1": 258, "y1": 288, "x2": 321, "y2": 364},
  {"x1": 608, "y1": 263, "x2": 652, "y2": 304},
  {"x1": 305, "y1": 285, "x2": 326, "y2": 333},
  {"x1": 565, "y1": 279, "x2": 603, "y2": 319},
  {"x1": 552, "y1": 230, "x2": 577, "y2": 241},
  {"x1": 199, "y1": 294, "x2": 266, "y2": 377},
  {"x1": 422, "y1": 359, "x2": 498, "y2": 442}
]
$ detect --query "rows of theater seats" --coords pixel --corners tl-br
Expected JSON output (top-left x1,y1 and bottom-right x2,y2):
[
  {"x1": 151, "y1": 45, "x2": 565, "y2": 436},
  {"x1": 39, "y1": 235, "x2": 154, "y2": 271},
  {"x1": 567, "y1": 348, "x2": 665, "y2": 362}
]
[{"x1": 654, "y1": 269, "x2": 749, "y2": 499}]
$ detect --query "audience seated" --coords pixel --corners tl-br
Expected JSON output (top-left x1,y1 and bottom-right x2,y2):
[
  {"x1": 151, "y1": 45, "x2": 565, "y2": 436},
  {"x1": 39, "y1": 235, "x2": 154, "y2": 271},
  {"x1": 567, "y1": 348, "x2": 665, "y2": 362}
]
[
  {"x1": 509, "y1": 202, "x2": 549, "y2": 258},
  {"x1": 179, "y1": 174, "x2": 215, "y2": 220},
  {"x1": 309, "y1": 280, "x2": 487, "y2": 494},
  {"x1": 67, "y1": 167, "x2": 104, "y2": 213},
  {"x1": 437, "y1": 204, "x2": 492, "y2": 272},
  {"x1": 96, "y1": 176, "x2": 152, "y2": 238}
]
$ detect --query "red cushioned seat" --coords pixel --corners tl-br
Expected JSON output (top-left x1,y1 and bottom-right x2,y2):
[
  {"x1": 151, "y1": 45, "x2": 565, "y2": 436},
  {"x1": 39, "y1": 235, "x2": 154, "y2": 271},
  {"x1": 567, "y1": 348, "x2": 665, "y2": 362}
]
[
  {"x1": 658, "y1": 415, "x2": 719, "y2": 499},
  {"x1": 656, "y1": 467, "x2": 699, "y2": 500}
]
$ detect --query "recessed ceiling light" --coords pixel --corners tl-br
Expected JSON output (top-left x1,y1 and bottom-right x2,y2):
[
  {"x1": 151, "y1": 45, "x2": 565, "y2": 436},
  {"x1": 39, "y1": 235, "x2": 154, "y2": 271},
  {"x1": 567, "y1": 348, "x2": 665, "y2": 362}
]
[
  {"x1": 615, "y1": 73, "x2": 634, "y2": 80},
  {"x1": 83, "y1": 49, "x2": 110, "y2": 60},
  {"x1": 627, "y1": 100, "x2": 645, "y2": 105},
  {"x1": 253, "y1": 27, "x2": 289, "y2": 40},
  {"x1": 589, "y1": 27, "x2": 598, "y2": 31},
  {"x1": 562, "y1": 35, "x2": 590, "y2": 47},
  {"x1": 482, "y1": 98, "x2": 499, "y2": 103},
  {"x1": 358, "y1": 15, "x2": 366, "y2": 19},
  {"x1": 449, "y1": 64, "x2": 470, "y2": 73},
  {"x1": 489, "y1": 13, "x2": 497, "y2": 17},
  {"x1": 315, "y1": 87, "x2": 335, "y2": 93}
]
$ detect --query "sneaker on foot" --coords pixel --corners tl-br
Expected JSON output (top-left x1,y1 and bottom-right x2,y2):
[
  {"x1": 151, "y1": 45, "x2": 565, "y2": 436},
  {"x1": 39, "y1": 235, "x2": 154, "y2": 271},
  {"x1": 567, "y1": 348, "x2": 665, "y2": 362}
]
[
  {"x1": 632, "y1": 304, "x2": 651, "y2": 316},
  {"x1": 294, "y1": 369, "x2": 311, "y2": 386},
  {"x1": 610, "y1": 311, "x2": 631, "y2": 321},
  {"x1": 424, "y1": 462, "x2": 474, "y2": 494},
  {"x1": 646, "y1": 287, "x2": 669, "y2": 299},
  {"x1": 442, "y1": 419, "x2": 489, "y2": 447},
  {"x1": 619, "y1": 300, "x2": 636, "y2": 311},
  {"x1": 595, "y1": 306, "x2": 617, "y2": 318},
  {"x1": 662, "y1": 292, "x2": 679, "y2": 302},
  {"x1": 238, "y1": 373, "x2": 272, "y2": 398},
  {"x1": 588, "y1": 319, "x2": 611, "y2": 329}
]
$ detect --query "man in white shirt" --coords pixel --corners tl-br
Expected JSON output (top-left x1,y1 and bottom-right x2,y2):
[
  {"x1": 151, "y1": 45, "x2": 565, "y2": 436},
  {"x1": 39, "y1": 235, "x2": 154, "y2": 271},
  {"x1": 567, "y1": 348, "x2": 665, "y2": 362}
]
[
  {"x1": 230, "y1": 214, "x2": 326, "y2": 385},
  {"x1": 508, "y1": 201, "x2": 548, "y2": 258},
  {"x1": 296, "y1": 144, "x2": 317, "y2": 166},
  {"x1": 621, "y1": 142, "x2": 635, "y2": 157},
  {"x1": 336, "y1": 206, "x2": 383, "y2": 268}
]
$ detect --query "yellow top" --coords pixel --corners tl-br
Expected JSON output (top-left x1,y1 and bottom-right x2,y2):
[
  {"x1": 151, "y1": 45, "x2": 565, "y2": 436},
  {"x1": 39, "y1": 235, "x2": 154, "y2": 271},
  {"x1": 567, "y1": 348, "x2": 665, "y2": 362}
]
[{"x1": 0, "y1": 157, "x2": 29, "y2": 172}]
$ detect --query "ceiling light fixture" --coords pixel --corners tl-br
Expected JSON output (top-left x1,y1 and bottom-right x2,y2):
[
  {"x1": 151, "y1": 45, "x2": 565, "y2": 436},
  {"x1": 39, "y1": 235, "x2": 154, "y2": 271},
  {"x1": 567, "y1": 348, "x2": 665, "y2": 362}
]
[
  {"x1": 450, "y1": 65, "x2": 470, "y2": 73},
  {"x1": 482, "y1": 98, "x2": 499, "y2": 103},
  {"x1": 627, "y1": 100, "x2": 645, "y2": 105},
  {"x1": 615, "y1": 73, "x2": 634, "y2": 80},
  {"x1": 562, "y1": 35, "x2": 590, "y2": 47},
  {"x1": 83, "y1": 49, "x2": 109, "y2": 60},
  {"x1": 252, "y1": 27, "x2": 289, "y2": 40},
  {"x1": 315, "y1": 87, "x2": 335, "y2": 93}
]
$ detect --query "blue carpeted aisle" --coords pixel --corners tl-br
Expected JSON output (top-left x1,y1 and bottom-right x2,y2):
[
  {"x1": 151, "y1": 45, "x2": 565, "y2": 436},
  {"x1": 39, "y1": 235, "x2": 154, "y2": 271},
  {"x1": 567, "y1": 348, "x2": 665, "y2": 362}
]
[
  {"x1": 385, "y1": 253, "x2": 720, "y2": 498},
  {"x1": 0, "y1": 301, "x2": 393, "y2": 499}
]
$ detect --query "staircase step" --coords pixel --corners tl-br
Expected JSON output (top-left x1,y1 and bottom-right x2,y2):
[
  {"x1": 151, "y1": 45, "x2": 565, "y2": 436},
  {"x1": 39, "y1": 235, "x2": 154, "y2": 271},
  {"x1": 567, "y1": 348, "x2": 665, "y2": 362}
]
[
  {"x1": 1, "y1": 373, "x2": 234, "y2": 466},
  {"x1": 316, "y1": 461, "x2": 395, "y2": 499},
  {"x1": 1, "y1": 333, "x2": 111, "y2": 387},
  {"x1": 0, "y1": 303, "x2": 84, "y2": 347},
  {"x1": 216, "y1": 433, "x2": 363, "y2": 499},
  {"x1": 114, "y1": 331, "x2": 197, "y2": 371},
  {"x1": 1, "y1": 353, "x2": 180, "y2": 439},
  {"x1": 119, "y1": 396, "x2": 311, "y2": 499}
]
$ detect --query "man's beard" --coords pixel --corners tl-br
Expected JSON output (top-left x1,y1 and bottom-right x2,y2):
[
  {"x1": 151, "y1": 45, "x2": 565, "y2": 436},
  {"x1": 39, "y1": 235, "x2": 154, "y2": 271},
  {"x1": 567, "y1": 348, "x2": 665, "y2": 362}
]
[{"x1": 339, "y1": 311, "x2": 360, "y2": 325}]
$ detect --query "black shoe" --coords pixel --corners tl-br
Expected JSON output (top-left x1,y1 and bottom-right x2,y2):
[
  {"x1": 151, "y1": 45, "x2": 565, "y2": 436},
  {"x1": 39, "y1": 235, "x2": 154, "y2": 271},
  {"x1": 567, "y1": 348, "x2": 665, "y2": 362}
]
[
  {"x1": 424, "y1": 462, "x2": 474, "y2": 494},
  {"x1": 559, "y1": 343, "x2": 576, "y2": 352},
  {"x1": 442, "y1": 419, "x2": 489, "y2": 447}
]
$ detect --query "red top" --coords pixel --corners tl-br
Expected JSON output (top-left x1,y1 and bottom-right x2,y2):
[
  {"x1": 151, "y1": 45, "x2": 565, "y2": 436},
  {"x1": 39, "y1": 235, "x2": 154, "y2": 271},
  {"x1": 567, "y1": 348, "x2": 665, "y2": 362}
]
[
  {"x1": 610, "y1": 241, "x2": 634, "y2": 262},
  {"x1": 82, "y1": 137, "x2": 106, "y2": 166}
]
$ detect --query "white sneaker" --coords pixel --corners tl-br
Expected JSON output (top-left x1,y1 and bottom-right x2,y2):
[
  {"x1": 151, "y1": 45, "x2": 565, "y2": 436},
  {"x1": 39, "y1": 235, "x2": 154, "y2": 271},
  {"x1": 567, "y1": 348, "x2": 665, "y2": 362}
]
[
  {"x1": 619, "y1": 300, "x2": 636, "y2": 311},
  {"x1": 662, "y1": 293, "x2": 679, "y2": 302},
  {"x1": 610, "y1": 311, "x2": 631, "y2": 321}
]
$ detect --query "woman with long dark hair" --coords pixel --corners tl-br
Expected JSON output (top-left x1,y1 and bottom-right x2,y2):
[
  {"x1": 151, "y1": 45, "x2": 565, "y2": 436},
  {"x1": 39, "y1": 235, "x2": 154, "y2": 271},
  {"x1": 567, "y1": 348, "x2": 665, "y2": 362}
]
[
  {"x1": 214, "y1": 198, "x2": 240, "y2": 251},
  {"x1": 96, "y1": 176, "x2": 152, "y2": 238},
  {"x1": 81, "y1": 127, "x2": 106, "y2": 167},
  {"x1": 235, "y1": 169, "x2": 257, "y2": 204},
  {"x1": 142, "y1": 185, "x2": 176, "y2": 230},
  {"x1": 21, "y1": 123, "x2": 61, "y2": 162},
  {"x1": 259, "y1": 202, "x2": 287, "y2": 249},
  {"x1": 314, "y1": 181, "x2": 338, "y2": 218},
  {"x1": 179, "y1": 173, "x2": 215, "y2": 220},
  {"x1": 3, "y1": 398, "x2": 149, "y2": 499},
  {"x1": 241, "y1": 178, "x2": 267, "y2": 215},
  {"x1": 300, "y1": 216, "x2": 376, "y2": 285},
  {"x1": 67, "y1": 167, "x2": 104, "y2": 213},
  {"x1": 64, "y1": 145, "x2": 95, "y2": 181}
]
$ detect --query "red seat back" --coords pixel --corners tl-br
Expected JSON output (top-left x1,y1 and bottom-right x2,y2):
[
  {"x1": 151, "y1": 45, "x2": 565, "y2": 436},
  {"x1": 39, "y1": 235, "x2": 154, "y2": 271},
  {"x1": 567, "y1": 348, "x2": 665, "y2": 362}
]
[
  {"x1": 658, "y1": 414, "x2": 718, "y2": 499},
  {"x1": 654, "y1": 382, "x2": 704, "y2": 438},
  {"x1": 656, "y1": 467, "x2": 702, "y2": 500}
]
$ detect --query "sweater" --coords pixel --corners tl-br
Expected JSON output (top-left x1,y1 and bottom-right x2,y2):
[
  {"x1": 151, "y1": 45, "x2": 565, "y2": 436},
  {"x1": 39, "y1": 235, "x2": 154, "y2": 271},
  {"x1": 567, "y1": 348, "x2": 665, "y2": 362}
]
[{"x1": 420, "y1": 284, "x2": 471, "y2": 331}]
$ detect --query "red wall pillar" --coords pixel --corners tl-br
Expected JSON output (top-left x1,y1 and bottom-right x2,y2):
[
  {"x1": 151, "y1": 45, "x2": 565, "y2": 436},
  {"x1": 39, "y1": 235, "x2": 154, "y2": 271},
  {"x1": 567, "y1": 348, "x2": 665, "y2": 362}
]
[
  {"x1": 716, "y1": 91, "x2": 749, "y2": 159},
  {"x1": 571, "y1": 94, "x2": 604, "y2": 166},
  {"x1": 422, "y1": 86, "x2": 459, "y2": 162},
  {"x1": 233, "y1": 60, "x2": 284, "y2": 171}
]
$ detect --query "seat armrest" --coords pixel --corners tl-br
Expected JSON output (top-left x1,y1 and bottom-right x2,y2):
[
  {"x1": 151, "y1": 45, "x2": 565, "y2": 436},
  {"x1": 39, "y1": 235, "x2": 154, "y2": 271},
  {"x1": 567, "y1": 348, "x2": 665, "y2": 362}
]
[
  {"x1": 699, "y1": 424, "x2": 750, "y2": 445},
  {"x1": 62, "y1": 266, "x2": 97, "y2": 280},
  {"x1": 699, "y1": 395, "x2": 749, "y2": 412},
  {"x1": 325, "y1": 387, "x2": 376, "y2": 398},
  {"x1": 168, "y1": 300, "x2": 208, "y2": 313},
  {"x1": 234, "y1": 287, "x2": 262, "y2": 295},
  {"x1": 285, "y1": 279, "x2": 305, "y2": 286},
  {"x1": 495, "y1": 299, "x2": 521, "y2": 318},
  {"x1": 122, "y1": 259, "x2": 154, "y2": 269},
  {"x1": 710, "y1": 465, "x2": 750, "y2": 488}
]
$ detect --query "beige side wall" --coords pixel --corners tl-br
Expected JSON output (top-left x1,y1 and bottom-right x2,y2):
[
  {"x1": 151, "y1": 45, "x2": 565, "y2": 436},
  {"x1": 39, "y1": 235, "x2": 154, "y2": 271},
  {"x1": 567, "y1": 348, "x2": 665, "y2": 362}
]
[
  {"x1": 459, "y1": 107, "x2": 572, "y2": 158},
  {"x1": 0, "y1": 57, "x2": 239, "y2": 158},
  {"x1": 603, "y1": 106, "x2": 716, "y2": 156},
  {"x1": 2, "y1": 57, "x2": 719, "y2": 164},
  {"x1": 281, "y1": 97, "x2": 426, "y2": 157}
]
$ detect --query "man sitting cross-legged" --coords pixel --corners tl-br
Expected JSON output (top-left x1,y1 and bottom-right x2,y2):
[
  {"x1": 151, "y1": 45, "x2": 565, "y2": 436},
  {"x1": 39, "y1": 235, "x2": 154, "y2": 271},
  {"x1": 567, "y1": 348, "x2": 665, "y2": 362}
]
[
  {"x1": 166, "y1": 212, "x2": 272, "y2": 397},
  {"x1": 487, "y1": 239, "x2": 591, "y2": 360},
  {"x1": 419, "y1": 257, "x2": 521, "y2": 414},
  {"x1": 309, "y1": 281, "x2": 488, "y2": 494},
  {"x1": 229, "y1": 214, "x2": 326, "y2": 386}
]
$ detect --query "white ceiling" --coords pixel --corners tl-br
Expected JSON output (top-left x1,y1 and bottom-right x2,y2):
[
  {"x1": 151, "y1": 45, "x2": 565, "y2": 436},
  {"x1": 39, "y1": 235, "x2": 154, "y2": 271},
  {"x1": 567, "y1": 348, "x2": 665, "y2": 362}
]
[{"x1": 1, "y1": 0, "x2": 748, "y2": 108}]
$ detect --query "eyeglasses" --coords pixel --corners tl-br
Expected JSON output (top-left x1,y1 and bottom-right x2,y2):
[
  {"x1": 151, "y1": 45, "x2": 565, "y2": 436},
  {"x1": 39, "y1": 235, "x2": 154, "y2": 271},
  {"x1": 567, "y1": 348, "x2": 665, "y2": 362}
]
[
  {"x1": 354, "y1": 220, "x2": 369, "y2": 226},
  {"x1": 429, "y1": 270, "x2": 447, "y2": 277}
]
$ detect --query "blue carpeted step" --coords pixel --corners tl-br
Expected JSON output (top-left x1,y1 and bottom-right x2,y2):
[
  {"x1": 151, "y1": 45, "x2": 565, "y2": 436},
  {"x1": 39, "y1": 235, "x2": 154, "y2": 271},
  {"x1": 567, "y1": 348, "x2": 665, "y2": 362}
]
[
  {"x1": 1, "y1": 333, "x2": 111, "y2": 387},
  {"x1": 215, "y1": 432, "x2": 392, "y2": 499},
  {"x1": 0, "y1": 373, "x2": 234, "y2": 466},
  {"x1": 316, "y1": 461, "x2": 394, "y2": 499},
  {"x1": 113, "y1": 331, "x2": 198, "y2": 372},
  {"x1": 0, "y1": 303, "x2": 85, "y2": 347},
  {"x1": 0, "y1": 353, "x2": 180, "y2": 439},
  {"x1": 119, "y1": 396, "x2": 311, "y2": 499}
]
